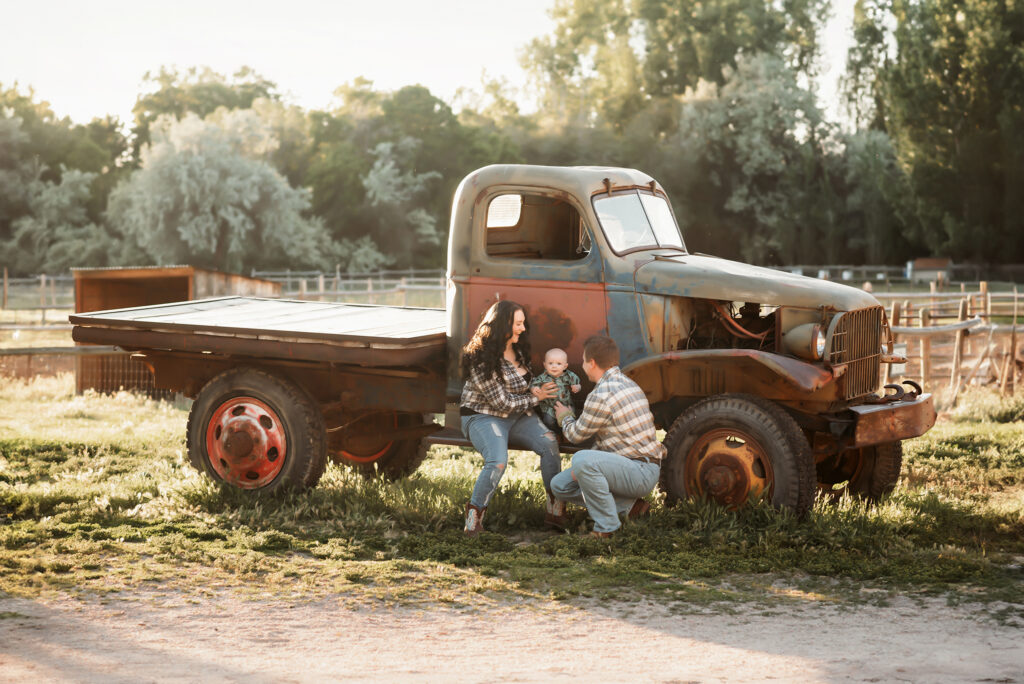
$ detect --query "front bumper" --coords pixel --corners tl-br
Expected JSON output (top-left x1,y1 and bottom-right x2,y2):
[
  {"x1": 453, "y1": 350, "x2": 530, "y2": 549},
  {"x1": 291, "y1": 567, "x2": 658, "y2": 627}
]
[{"x1": 846, "y1": 394, "x2": 937, "y2": 448}]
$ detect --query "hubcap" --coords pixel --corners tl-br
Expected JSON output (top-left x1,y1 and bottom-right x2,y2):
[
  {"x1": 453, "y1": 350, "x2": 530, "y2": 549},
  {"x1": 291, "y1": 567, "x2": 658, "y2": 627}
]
[
  {"x1": 205, "y1": 396, "x2": 287, "y2": 488},
  {"x1": 685, "y1": 428, "x2": 773, "y2": 508}
]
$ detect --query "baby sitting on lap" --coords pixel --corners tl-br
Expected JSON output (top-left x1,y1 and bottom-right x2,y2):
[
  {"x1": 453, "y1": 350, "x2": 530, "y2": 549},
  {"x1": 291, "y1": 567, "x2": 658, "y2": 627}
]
[{"x1": 531, "y1": 348, "x2": 582, "y2": 434}]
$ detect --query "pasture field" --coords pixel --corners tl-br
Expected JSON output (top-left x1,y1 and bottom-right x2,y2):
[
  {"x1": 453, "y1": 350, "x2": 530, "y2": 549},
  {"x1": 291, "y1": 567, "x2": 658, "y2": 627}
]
[{"x1": 1, "y1": 374, "x2": 1022, "y2": 618}]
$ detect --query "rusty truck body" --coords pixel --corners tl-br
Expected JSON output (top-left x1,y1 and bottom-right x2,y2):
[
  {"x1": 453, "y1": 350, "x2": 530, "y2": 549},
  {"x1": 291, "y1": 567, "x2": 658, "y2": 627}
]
[{"x1": 71, "y1": 164, "x2": 936, "y2": 515}]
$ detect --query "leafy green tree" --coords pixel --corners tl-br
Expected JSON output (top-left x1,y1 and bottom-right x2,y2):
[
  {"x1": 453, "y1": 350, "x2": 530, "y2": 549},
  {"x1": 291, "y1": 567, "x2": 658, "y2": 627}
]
[
  {"x1": 107, "y1": 111, "x2": 331, "y2": 273},
  {"x1": 0, "y1": 85, "x2": 129, "y2": 229},
  {"x1": 846, "y1": 0, "x2": 1024, "y2": 262},
  {"x1": 6, "y1": 168, "x2": 119, "y2": 272},
  {"x1": 0, "y1": 116, "x2": 36, "y2": 246},
  {"x1": 362, "y1": 137, "x2": 442, "y2": 266},
  {"x1": 305, "y1": 81, "x2": 520, "y2": 270},
  {"x1": 640, "y1": 0, "x2": 827, "y2": 93},
  {"x1": 0, "y1": 113, "x2": 126, "y2": 274},
  {"x1": 672, "y1": 54, "x2": 829, "y2": 264},
  {"x1": 836, "y1": 129, "x2": 912, "y2": 264},
  {"x1": 130, "y1": 67, "x2": 279, "y2": 163},
  {"x1": 523, "y1": 0, "x2": 828, "y2": 131}
]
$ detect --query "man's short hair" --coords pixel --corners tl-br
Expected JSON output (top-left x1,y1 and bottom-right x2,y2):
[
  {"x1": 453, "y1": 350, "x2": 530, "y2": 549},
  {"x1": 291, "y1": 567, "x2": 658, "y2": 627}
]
[{"x1": 583, "y1": 335, "x2": 619, "y2": 369}]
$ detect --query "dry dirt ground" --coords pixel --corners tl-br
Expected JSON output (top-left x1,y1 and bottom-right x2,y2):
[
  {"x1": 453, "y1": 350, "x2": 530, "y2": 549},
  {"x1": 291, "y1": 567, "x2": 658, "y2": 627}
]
[{"x1": 0, "y1": 590, "x2": 1021, "y2": 683}]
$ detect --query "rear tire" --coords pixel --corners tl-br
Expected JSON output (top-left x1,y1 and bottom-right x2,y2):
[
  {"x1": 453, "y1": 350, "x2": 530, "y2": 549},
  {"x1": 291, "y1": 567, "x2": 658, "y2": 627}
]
[
  {"x1": 661, "y1": 394, "x2": 816, "y2": 517},
  {"x1": 186, "y1": 367, "x2": 327, "y2": 493},
  {"x1": 817, "y1": 441, "x2": 903, "y2": 502},
  {"x1": 328, "y1": 411, "x2": 429, "y2": 480}
]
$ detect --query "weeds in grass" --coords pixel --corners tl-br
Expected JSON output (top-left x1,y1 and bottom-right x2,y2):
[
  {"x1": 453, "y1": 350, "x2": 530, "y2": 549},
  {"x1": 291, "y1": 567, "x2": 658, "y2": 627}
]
[{"x1": 0, "y1": 374, "x2": 1022, "y2": 614}]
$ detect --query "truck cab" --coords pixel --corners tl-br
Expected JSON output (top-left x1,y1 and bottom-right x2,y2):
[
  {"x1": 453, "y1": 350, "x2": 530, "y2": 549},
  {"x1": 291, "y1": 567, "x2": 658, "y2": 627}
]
[{"x1": 445, "y1": 165, "x2": 935, "y2": 515}]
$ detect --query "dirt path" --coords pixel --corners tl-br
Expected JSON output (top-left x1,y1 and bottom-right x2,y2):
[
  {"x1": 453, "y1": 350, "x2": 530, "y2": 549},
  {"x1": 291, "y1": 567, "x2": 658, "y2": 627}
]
[{"x1": 1, "y1": 591, "x2": 1020, "y2": 683}]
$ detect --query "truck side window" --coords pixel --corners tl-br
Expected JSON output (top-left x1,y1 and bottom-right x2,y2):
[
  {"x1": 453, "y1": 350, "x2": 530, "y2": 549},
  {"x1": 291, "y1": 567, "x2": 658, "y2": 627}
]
[{"x1": 485, "y1": 193, "x2": 590, "y2": 261}]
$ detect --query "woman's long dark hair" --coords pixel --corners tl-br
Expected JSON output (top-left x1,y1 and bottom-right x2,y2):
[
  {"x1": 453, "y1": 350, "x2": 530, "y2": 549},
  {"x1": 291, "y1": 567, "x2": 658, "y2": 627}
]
[{"x1": 460, "y1": 300, "x2": 531, "y2": 379}]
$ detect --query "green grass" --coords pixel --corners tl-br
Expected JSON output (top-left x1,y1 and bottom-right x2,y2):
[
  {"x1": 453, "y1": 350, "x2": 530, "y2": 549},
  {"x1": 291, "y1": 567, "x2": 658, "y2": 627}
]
[{"x1": 1, "y1": 375, "x2": 1022, "y2": 615}]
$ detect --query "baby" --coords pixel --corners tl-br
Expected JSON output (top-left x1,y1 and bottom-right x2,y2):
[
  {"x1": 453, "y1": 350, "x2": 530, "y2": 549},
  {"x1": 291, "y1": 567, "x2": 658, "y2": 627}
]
[{"x1": 531, "y1": 348, "x2": 582, "y2": 432}]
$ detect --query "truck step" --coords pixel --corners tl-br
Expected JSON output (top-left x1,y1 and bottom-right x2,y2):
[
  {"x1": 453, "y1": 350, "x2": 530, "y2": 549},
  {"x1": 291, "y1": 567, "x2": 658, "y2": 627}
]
[{"x1": 424, "y1": 427, "x2": 586, "y2": 454}]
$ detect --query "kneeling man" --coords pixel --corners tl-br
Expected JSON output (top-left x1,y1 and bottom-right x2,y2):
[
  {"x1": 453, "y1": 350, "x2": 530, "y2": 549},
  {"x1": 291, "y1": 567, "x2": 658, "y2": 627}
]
[{"x1": 550, "y1": 335, "x2": 665, "y2": 537}]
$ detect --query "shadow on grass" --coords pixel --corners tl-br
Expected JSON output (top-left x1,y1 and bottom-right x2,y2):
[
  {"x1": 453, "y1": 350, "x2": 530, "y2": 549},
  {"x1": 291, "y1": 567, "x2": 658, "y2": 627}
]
[{"x1": 2, "y1": 438, "x2": 1023, "y2": 604}]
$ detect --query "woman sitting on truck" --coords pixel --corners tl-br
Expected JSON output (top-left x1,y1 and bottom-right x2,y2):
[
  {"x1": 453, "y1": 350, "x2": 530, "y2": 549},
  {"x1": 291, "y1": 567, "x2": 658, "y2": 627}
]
[{"x1": 460, "y1": 300, "x2": 563, "y2": 536}]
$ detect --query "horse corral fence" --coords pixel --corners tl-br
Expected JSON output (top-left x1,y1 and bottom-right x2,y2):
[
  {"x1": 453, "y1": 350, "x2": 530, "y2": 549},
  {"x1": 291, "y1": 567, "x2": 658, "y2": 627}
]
[
  {"x1": 1, "y1": 266, "x2": 1020, "y2": 401},
  {"x1": 876, "y1": 284, "x2": 1022, "y2": 401}
]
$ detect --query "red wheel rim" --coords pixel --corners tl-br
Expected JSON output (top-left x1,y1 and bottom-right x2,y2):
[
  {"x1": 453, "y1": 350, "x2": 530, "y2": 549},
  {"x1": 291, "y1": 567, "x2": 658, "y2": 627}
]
[
  {"x1": 205, "y1": 396, "x2": 287, "y2": 488},
  {"x1": 337, "y1": 412, "x2": 398, "y2": 463},
  {"x1": 684, "y1": 428, "x2": 774, "y2": 509}
]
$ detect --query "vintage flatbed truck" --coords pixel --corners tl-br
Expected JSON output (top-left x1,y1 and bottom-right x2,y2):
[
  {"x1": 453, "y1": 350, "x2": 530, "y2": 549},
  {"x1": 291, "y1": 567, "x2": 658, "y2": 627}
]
[{"x1": 71, "y1": 164, "x2": 937, "y2": 516}]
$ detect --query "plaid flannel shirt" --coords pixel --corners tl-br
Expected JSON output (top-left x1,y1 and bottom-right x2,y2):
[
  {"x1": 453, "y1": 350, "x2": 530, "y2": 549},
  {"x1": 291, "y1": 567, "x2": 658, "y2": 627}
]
[
  {"x1": 560, "y1": 366, "x2": 666, "y2": 462},
  {"x1": 460, "y1": 354, "x2": 539, "y2": 418}
]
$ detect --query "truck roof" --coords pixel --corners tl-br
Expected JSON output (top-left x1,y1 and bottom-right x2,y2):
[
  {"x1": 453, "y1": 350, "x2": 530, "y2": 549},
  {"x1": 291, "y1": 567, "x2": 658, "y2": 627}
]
[{"x1": 458, "y1": 164, "x2": 661, "y2": 199}]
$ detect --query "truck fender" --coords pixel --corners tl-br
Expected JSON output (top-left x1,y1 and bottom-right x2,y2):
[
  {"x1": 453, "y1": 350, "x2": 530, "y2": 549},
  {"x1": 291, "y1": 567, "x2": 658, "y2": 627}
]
[{"x1": 622, "y1": 349, "x2": 838, "y2": 404}]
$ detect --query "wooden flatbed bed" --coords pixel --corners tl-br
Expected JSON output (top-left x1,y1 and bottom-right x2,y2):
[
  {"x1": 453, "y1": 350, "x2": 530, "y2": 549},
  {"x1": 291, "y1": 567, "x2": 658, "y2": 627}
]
[{"x1": 70, "y1": 296, "x2": 448, "y2": 368}]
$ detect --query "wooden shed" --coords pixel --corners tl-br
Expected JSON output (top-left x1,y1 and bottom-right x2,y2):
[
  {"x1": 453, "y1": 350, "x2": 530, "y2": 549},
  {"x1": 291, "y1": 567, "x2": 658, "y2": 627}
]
[
  {"x1": 74, "y1": 265, "x2": 281, "y2": 313},
  {"x1": 908, "y1": 257, "x2": 953, "y2": 284},
  {"x1": 73, "y1": 266, "x2": 282, "y2": 395}
]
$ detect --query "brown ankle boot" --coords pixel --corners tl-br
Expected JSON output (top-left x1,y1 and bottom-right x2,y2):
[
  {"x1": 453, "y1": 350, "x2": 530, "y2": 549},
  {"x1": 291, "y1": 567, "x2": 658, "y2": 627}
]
[
  {"x1": 544, "y1": 491, "x2": 568, "y2": 531},
  {"x1": 627, "y1": 498, "x2": 651, "y2": 521},
  {"x1": 464, "y1": 502, "x2": 486, "y2": 537}
]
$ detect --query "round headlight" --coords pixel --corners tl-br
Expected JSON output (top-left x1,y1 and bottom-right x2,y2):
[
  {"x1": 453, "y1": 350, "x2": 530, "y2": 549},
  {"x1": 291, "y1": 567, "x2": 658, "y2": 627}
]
[{"x1": 783, "y1": 323, "x2": 825, "y2": 361}]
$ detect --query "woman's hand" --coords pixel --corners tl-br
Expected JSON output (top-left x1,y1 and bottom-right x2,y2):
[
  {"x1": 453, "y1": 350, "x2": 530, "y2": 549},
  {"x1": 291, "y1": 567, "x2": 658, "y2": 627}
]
[{"x1": 531, "y1": 381, "x2": 558, "y2": 400}]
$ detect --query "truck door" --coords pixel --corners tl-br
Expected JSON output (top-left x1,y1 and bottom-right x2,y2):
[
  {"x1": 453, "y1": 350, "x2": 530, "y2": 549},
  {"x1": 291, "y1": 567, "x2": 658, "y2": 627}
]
[{"x1": 455, "y1": 189, "x2": 608, "y2": 377}]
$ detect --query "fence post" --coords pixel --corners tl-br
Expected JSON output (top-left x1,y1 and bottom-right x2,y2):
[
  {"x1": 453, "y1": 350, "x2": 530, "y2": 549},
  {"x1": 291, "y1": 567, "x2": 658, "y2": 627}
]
[
  {"x1": 318, "y1": 274, "x2": 325, "y2": 302},
  {"x1": 964, "y1": 326, "x2": 995, "y2": 387},
  {"x1": 299, "y1": 279, "x2": 307, "y2": 300},
  {"x1": 2, "y1": 267, "x2": 7, "y2": 309},
  {"x1": 366, "y1": 278, "x2": 373, "y2": 305},
  {"x1": 399, "y1": 277, "x2": 408, "y2": 307},
  {"x1": 949, "y1": 298, "x2": 968, "y2": 398},
  {"x1": 885, "y1": 301, "x2": 901, "y2": 385},
  {"x1": 1000, "y1": 354, "x2": 1013, "y2": 395},
  {"x1": 39, "y1": 274, "x2": 46, "y2": 307},
  {"x1": 919, "y1": 307, "x2": 931, "y2": 390},
  {"x1": 980, "y1": 281, "x2": 988, "y2": 312},
  {"x1": 1010, "y1": 287, "x2": 1019, "y2": 396}
]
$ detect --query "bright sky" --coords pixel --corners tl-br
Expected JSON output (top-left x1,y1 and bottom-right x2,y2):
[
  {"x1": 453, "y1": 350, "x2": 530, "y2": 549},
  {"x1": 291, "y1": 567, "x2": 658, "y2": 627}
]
[{"x1": 1, "y1": 0, "x2": 855, "y2": 126}]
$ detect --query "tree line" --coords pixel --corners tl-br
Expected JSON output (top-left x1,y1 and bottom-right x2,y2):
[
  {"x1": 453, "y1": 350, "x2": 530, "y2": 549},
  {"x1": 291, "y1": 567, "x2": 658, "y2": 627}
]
[{"x1": 1, "y1": 0, "x2": 1021, "y2": 277}]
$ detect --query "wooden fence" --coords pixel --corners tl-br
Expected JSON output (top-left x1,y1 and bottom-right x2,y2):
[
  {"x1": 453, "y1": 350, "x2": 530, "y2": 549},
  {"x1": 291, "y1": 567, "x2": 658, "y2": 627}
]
[
  {"x1": 879, "y1": 283, "x2": 1020, "y2": 400},
  {"x1": 285, "y1": 275, "x2": 446, "y2": 308}
]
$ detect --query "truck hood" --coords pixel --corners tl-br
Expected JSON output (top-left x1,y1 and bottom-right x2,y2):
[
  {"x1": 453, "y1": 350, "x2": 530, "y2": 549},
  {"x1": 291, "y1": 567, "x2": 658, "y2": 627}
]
[{"x1": 633, "y1": 254, "x2": 880, "y2": 311}]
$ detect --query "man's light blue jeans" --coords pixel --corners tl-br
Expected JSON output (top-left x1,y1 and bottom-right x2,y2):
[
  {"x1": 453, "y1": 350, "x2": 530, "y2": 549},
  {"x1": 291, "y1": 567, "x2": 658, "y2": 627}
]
[
  {"x1": 462, "y1": 412, "x2": 561, "y2": 508},
  {"x1": 550, "y1": 449, "x2": 660, "y2": 533}
]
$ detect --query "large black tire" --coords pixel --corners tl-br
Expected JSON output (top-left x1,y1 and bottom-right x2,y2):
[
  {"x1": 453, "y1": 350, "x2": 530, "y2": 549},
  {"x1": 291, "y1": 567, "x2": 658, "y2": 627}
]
[
  {"x1": 328, "y1": 411, "x2": 429, "y2": 480},
  {"x1": 661, "y1": 394, "x2": 816, "y2": 517},
  {"x1": 817, "y1": 441, "x2": 903, "y2": 502},
  {"x1": 186, "y1": 367, "x2": 327, "y2": 493}
]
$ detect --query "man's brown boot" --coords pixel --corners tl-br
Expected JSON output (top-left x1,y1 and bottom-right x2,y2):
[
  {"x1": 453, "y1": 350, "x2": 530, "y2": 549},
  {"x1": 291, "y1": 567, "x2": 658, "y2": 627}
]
[
  {"x1": 464, "y1": 503, "x2": 486, "y2": 537},
  {"x1": 627, "y1": 499, "x2": 651, "y2": 521},
  {"x1": 544, "y1": 491, "x2": 568, "y2": 531}
]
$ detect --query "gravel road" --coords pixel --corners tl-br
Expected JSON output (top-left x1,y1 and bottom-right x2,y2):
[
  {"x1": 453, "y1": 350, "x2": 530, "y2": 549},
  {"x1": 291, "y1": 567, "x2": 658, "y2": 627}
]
[{"x1": 1, "y1": 590, "x2": 1021, "y2": 683}]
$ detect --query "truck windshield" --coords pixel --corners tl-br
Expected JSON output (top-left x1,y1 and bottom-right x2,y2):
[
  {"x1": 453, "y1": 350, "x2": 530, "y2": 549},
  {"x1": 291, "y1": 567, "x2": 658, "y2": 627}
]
[{"x1": 593, "y1": 191, "x2": 686, "y2": 254}]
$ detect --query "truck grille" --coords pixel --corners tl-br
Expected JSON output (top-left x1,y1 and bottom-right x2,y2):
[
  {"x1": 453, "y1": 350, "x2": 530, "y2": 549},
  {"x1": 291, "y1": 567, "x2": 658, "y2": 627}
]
[{"x1": 827, "y1": 306, "x2": 883, "y2": 399}]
